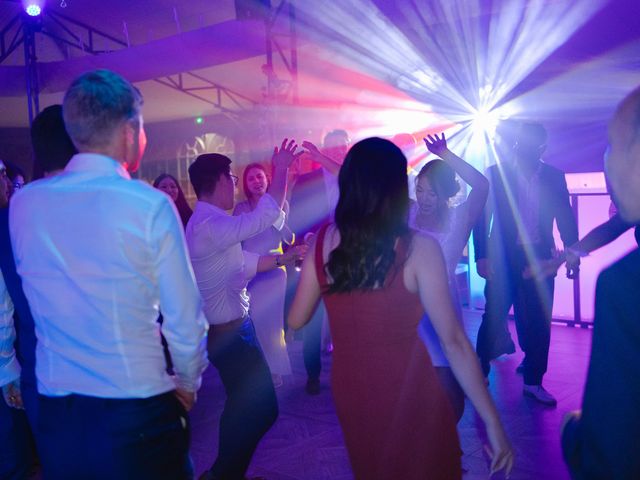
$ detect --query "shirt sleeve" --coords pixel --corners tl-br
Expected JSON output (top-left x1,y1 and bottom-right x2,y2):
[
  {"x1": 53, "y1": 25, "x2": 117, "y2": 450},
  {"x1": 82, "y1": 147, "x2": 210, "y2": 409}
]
[
  {"x1": 206, "y1": 194, "x2": 284, "y2": 250},
  {"x1": 0, "y1": 270, "x2": 20, "y2": 388},
  {"x1": 242, "y1": 250, "x2": 260, "y2": 281},
  {"x1": 150, "y1": 198, "x2": 209, "y2": 393}
]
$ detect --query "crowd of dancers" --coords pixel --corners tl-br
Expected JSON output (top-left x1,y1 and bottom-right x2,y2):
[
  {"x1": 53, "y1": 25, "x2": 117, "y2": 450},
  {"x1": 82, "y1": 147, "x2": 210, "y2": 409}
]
[{"x1": 1, "y1": 68, "x2": 639, "y2": 480}]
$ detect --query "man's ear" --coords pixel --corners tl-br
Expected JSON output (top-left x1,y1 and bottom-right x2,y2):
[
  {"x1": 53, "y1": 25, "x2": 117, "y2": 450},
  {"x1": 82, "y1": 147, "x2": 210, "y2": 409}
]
[{"x1": 124, "y1": 122, "x2": 136, "y2": 147}]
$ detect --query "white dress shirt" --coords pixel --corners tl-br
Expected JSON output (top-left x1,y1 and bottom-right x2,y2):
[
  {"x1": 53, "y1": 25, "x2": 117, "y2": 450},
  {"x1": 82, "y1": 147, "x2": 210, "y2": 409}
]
[
  {"x1": 186, "y1": 194, "x2": 284, "y2": 325},
  {"x1": 0, "y1": 270, "x2": 19, "y2": 388},
  {"x1": 9, "y1": 153, "x2": 208, "y2": 398}
]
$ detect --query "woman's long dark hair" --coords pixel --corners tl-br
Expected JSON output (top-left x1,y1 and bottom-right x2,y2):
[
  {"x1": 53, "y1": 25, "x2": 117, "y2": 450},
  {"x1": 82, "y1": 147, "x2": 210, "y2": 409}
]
[
  {"x1": 153, "y1": 173, "x2": 193, "y2": 228},
  {"x1": 326, "y1": 137, "x2": 409, "y2": 293}
]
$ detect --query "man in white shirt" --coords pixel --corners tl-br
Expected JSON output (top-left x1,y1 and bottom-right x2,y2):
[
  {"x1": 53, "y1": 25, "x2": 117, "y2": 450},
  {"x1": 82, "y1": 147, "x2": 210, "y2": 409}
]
[
  {"x1": 9, "y1": 69, "x2": 208, "y2": 479},
  {"x1": 186, "y1": 143, "x2": 301, "y2": 480}
]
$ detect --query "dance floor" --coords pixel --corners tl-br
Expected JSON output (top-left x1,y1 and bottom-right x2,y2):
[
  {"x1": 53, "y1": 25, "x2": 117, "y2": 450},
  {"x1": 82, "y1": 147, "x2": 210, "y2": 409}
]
[{"x1": 190, "y1": 310, "x2": 592, "y2": 479}]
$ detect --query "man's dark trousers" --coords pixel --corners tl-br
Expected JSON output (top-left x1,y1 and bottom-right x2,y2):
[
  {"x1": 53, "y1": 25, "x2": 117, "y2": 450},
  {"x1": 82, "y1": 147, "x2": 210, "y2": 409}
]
[
  {"x1": 37, "y1": 391, "x2": 192, "y2": 479},
  {"x1": 206, "y1": 318, "x2": 278, "y2": 480}
]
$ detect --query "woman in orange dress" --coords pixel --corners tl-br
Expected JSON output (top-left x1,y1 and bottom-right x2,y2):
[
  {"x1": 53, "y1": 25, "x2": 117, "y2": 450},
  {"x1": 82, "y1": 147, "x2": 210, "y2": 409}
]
[{"x1": 288, "y1": 137, "x2": 513, "y2": 480}]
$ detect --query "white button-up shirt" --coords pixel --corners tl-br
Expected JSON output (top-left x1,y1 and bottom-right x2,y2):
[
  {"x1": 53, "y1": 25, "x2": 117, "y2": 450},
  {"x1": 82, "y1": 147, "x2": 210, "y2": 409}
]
[
  {"x1": 9, "y1": 153, "x2": 208, "y2": 398},
  {"x1": 0, "y1": 270, "x2": 19, "y2": 388},
  {"x1": 186, "y1": 194, "x2": 283, "y2": 325}
]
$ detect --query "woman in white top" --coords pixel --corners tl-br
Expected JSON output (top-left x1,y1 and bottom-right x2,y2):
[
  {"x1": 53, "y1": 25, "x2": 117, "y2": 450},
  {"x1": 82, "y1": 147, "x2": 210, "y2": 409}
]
[
  {"x1": 410, "y1": 133, "x2": 489, "y2": 421},
  {"x1": 234, "y1": 163, "x2": 295, "y2": 386}
]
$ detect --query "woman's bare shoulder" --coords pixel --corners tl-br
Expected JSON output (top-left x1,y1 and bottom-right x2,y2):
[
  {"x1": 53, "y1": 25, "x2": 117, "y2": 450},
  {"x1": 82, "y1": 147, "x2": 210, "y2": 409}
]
[{"x1": 407, "y1": 229, "x2": 444, "y2": 262}]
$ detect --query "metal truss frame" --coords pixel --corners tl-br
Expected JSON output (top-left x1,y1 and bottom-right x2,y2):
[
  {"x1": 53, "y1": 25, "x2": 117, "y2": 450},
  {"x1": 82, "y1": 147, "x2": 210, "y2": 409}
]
[
  {"x1": 0, "y1": 8, "x2": 261, "y2": 124},
  {"x1": 264, "y1": 0, "x2": 298, "y2": 105}
]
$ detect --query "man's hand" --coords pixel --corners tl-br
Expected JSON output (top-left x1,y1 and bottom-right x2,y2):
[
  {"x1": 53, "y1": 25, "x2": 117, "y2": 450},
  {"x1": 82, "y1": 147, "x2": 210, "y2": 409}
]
[
  {"x1": 174, "y1": 388, "x2": 196, "y2": 412},
  {"x1": 476, "y1": 258, "x2": 491, "y2": 279},
  {"x1": 2, "y1": 379, "x2": 24, "y2": 409},
  {"x1": 272, "y1": 138, "x2": 303, "y2": 170},
  {"x1": 280, "y1": 244, "x2": 308, "y2": 266},
  {"x1": 424, "y1": 133, "x2": 449, "y2": 157},
  {"x1": 565, "y1": 250, "x2": 581, "y2": 279},
  {"x1": 301, "y1": 140, "x2": 322, "y2": 159}
]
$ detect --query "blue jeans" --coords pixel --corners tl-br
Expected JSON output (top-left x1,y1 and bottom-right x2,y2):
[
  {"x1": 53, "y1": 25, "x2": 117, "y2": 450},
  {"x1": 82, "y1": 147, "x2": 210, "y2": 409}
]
[
  {"x1": 205, "y1": 318, "x2": 278, "y2": 480},
  {"x1": 37, "y1": 391, "x2": 193, "y2": 479}
]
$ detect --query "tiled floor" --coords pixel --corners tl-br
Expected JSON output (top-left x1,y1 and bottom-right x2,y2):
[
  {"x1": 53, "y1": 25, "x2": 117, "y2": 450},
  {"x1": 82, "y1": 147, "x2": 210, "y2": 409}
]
[{"x1": 189, "y1": 310, "x2": 592, "y2": 479}]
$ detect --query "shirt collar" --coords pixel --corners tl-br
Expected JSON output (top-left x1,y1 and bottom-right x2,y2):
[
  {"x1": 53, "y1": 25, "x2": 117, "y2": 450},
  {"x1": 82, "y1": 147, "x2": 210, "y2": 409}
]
[
  {"x1": 194, "y1": 200, "x2": 229, "y2": 216},
  {"x1": 64, "y1": 153, "x2": 131, "y2": 180}
]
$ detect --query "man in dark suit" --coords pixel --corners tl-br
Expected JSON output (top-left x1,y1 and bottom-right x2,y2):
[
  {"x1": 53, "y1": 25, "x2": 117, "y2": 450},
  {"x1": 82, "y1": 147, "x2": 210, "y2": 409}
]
[
  {"x1": 473, "y1": 122, "x2": 579, "y2": 406},
  {"x1": 562, "y1": 86, "x2": 640, "y2": 479}
]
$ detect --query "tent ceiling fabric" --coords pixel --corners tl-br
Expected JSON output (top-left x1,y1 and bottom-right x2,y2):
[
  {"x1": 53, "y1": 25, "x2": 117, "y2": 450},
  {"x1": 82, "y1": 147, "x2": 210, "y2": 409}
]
[
  {"x1": 0, "y1": 19, "x2": 266, "y2": 96},
  {"x1": 0, "y1": 0, "x2": 638, "y2": 130}
]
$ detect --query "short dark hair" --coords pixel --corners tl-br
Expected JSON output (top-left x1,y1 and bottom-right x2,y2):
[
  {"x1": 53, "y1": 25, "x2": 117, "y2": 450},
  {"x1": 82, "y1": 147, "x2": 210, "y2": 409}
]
[
  {"x1": 31, "y1": 104, "x2": 77, "y2": 178},
  {"x1": 323, "y1": 129, "x2": 349, "y2": 146},
  {"x1": 188, "y1": 153, "x2": 231, "y2": 198},
  {"x1": 63, "y1": 69, "x2": 143, "y2": 151},
  {"x1": 518, "y1": 122, "x2": 547, "y2": 149}
]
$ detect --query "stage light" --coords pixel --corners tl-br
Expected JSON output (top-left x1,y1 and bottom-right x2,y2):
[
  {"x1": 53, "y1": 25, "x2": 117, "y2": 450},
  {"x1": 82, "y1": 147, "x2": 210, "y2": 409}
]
[
  {"x1": 195, "y1": 116, "x2": 204, "y2": 125},
  {"x1": 25, "y1": 3, "x2": 42, "y2": 16},
  {"x1": 472, "y1": 107, "x2": 499, "y2": 138}
]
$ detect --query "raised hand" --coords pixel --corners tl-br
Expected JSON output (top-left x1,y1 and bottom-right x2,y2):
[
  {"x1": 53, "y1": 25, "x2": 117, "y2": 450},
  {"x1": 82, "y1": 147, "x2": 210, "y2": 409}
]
[
  {"x1": 302, "y1": 140, "x2": 321, "y2": 158},
  {"x1": 272, "y1": 138, "x2": 303, "y2": 170},
  {"x1": 424, "y1": 133, "x2": 449, "y2": 157}
]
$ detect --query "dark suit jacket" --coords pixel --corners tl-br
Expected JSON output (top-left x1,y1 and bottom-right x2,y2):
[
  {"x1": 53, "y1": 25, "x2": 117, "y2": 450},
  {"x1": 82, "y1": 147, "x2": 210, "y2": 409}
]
[
  {"x1": 473, "y1": 161, "x2": 578, "y2": 264},
  {"x1": 565, "y1": 248, "x2": 640, "y2": 479},
  {"x1": 0, "y1": 208, "x2": 36, "y2": 387}
]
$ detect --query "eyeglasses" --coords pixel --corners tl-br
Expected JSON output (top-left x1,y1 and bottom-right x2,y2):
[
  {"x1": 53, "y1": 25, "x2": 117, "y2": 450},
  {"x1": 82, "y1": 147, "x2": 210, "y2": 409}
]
[{"x1": 229, "y1": 174, "x2": 239, "y2": 186}]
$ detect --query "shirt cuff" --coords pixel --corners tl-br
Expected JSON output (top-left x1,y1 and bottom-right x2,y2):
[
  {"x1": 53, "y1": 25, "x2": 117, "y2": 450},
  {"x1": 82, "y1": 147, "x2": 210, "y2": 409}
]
[
  {"x1": 243, "y1": 250, "x2": 260, "y2": 281},
  {"x1": 258, "y1": 194, "x2": 285, "y2": 231}
]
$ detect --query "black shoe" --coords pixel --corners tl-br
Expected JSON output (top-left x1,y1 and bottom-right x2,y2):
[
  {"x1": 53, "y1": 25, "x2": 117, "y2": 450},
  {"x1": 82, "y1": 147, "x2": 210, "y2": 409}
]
[{"x1": 305, "y1": 377, "x2": 321, "y2": 395}]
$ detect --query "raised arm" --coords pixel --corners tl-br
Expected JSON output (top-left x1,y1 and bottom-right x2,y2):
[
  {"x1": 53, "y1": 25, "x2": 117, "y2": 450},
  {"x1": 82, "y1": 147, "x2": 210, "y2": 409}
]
[
  {"x1": 302, "y1": 141, "x2": 342, "y2": 176},
  {"x1": 425, "y1": 133, "x2": 489, "y2": 232},
  {"x1": 407, "y1": 235, "x2": 513, "y2": 475},
  {"x1": 269, "y1": 138, "x2": 303, "y2": 208}
]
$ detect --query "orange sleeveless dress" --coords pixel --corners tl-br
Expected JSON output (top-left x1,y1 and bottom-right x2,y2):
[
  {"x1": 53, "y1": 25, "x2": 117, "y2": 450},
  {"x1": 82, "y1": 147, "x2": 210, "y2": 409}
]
[{"x1": 315, "y1": 226, "x2": 461, "y2": 479}]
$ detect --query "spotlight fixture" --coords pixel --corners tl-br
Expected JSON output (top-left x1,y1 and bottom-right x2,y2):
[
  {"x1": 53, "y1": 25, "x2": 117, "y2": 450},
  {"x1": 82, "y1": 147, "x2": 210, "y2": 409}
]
[
  {"x1": 25, "y1": 3, "x2": 42, "y2": 16},
  {"x1": 195, "y1": 116, "x2": 204, "y2": 125}
]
